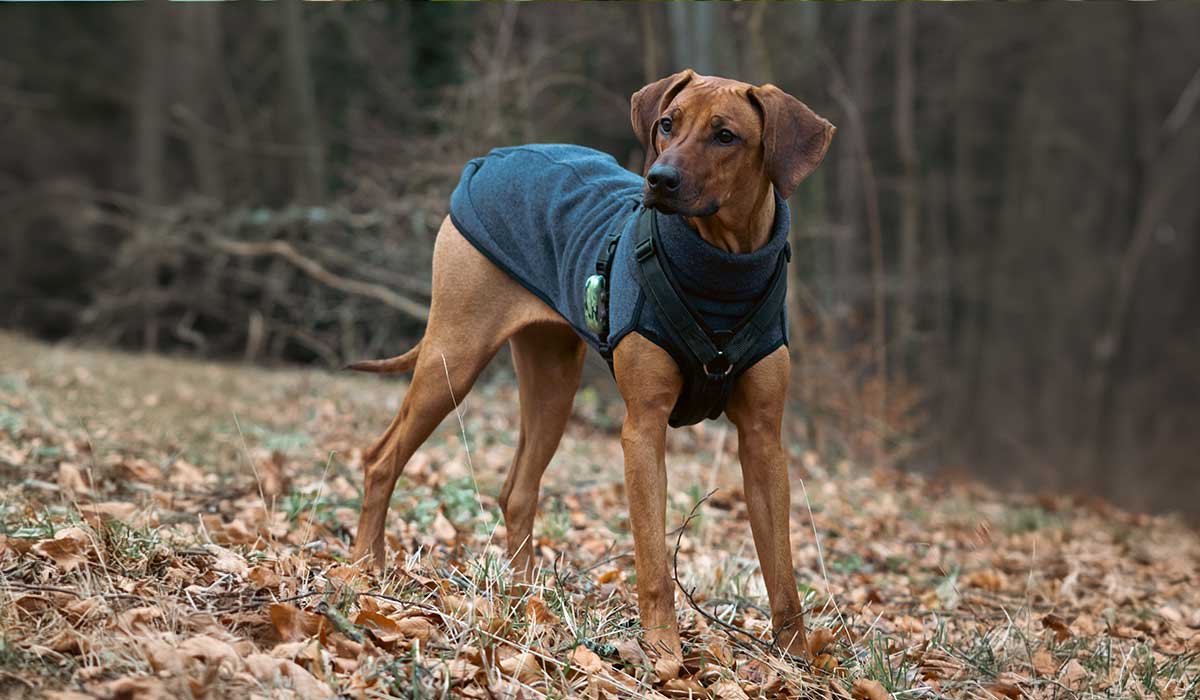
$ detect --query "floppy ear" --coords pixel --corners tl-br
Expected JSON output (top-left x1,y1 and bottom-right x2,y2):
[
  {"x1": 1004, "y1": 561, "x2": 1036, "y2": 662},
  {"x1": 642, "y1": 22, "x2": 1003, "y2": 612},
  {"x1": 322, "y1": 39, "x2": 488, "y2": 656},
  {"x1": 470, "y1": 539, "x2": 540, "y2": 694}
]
[
  {"x1": 630, "y1": 69, "x2": 695, "y2": 174},
  {"x1": 749, "y1": 84, "x2": 836, "y2": 199}
]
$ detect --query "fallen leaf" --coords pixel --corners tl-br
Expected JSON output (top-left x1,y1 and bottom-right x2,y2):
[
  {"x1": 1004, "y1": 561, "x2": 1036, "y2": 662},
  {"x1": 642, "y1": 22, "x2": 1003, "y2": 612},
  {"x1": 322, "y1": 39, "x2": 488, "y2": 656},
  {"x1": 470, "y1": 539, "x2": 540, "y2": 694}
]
[
  {"x1": 1059, "y1": 659, "x2": 1089, "y2": 691},
  {"x1": 396, "y1": 616, "x2": 436, "y2": 642},
  {"x1": 615, "y1": 638, "x2": 649, "y2": 668},
  {"x1": 57, "y1": 461, "x2": 90, "y2": 495},
  {"x1": 432, "y1": 511, "x2": 457, "y2": 544},
  {"x1": 169, "y1": 459, "x2": 207, "y2": 489},
  {"x1": 119, "y1": 458, "x2": 164, "y2": 484},
  {"x1": 852, "y1": 678, "x2": 891, "y2": 700},
  {"x1": 569, "y1": 644, "x2": 605, "y2": 675},
  {"x1": 248, "y1": 565, "x2": 281, "y2": 590},
  {"x1": 270, "y1": 603, "x2": 326, "y2": 642},
  {"x1": 244, "y1": 653, "x2": 333, "y2": 700},
  {"x1": 32, "y1": 526, "x2": 91, "y2": 572},
  {"x1": 711, "y1": 679, "x2": 750, "y2": 700},
  {"x1": 178, "y1": 634, "x2": 241, "y2": 670},
  {"x1": 1032, "y1": 649, "x2": 1057, "y2": 676},
  {"x1": 92, "y1": 676, "x2": 170, "y2": 700},
  {"x1": 259, "y1": 451, "x2": 292, "y2": 500},
  {"x1": 1042, "y1": 613, "x2": 1072, "y2": 643},
  {"x1": 526, "y1": 596, "x2": 560, "y2": 625},
  {"x1": 118, "y1": 606, "x2": 164, "y2": 631},
  {"x1": 807, "y1": 627, "x2": 836, "y2": 656},
  {"x1": 654, "y1": 656, "x2": 681, "y2": 682},
  {"x1": 204, "y1": 544, "x2": 248, "y2": 577},
  {"x1": 499, "y1": 651, "x2": 542, "y2": 685}
]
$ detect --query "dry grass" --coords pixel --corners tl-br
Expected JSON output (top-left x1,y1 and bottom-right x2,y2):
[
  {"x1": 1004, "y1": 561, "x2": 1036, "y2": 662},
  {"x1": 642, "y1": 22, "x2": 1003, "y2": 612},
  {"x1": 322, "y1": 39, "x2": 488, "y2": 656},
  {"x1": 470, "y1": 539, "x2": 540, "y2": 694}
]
[{"x1": 0, "y1": 331, "x2": 1197, "y2": 699}]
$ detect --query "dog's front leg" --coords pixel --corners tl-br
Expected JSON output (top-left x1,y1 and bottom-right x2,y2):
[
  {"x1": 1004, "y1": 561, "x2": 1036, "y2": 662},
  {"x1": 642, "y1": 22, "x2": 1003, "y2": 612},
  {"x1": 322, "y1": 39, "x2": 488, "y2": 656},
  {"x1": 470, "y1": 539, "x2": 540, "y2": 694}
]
[
  {"x1": 613, "y1": 335, "x2": 684, "y2": 660},
  {"x1": 727, "y1": 347, "x2": 808, "y2": 658}
]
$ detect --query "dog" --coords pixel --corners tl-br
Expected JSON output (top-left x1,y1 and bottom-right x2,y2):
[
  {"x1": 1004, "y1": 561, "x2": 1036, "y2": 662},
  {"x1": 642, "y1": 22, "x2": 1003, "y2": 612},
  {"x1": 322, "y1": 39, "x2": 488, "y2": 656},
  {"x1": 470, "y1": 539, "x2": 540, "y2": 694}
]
[{"x1": 349, "y1": 70, "x2": 835, "y2": 660}]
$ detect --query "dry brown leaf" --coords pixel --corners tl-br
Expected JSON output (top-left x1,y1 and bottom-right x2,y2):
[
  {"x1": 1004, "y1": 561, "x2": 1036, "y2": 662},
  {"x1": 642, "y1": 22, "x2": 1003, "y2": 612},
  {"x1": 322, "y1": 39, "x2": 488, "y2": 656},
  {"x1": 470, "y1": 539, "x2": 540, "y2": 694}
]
[
  {"x1": 32, "y1": 526, "x2": 91, "y2": 572},
  {"x1": 813, "y1": 653, "x2": 839, "y2": 673},
  {"x1": 396, "y1": 616, "x2": 436, "y2": 642},
  {"x1": 78, "y1": 501, "x2": 139, "y2": 527},
  {"x1": 248, "y1": 565, "x2": 281, "y2": 590},
  {"x1": 852, "y1": 678, "x2": 891, "y2": 700},
  {"x1": 442, "y1": 658, "x2": 481, "y2": 686},
  {"x1": 1042, "y1": 613, "x2": 1072, "y2": 643},
  {"x1": 654, "y1": 656, "x2": 682, "y2": 682},
  {"x1": 270, "y1": 603, "x2": 326, "y2": 642},
  {"x1": 142, "y1": 638, "x2": 184, "y2": 675},
  {"x1": 984, "y1": 681, "x2": 1024, "y2": 699},
  {"x1": 963, "y1": 569, "x2": 1007, "y2": 592},
  {"x1": 118, "y1": 606, "x2": 164, "y2": 631},
  {"x1": 499, "y1": 651, "x2": 542, "y2": 685},
  {"x1": 569, "y1": 644, "x2": 605, "y2": 675},
  {"x1": 259, "y1": 450, "x2": 292, "y2": 500},
  {"x1": 92, "y1": 676, "x2": 171, "y2": 700},
  {"x1": 1032, "y1": 649, "x2": 1057, "y2": 677},
  {"x1": 807, "y1": 627, "x2": 837, "y2": 656},
  {"x1": 204, "y1": 543, "x2": 249, "y2": 577},
  {"x1": 244, "y1": 653, "x2": 333, "y2": 700},
  {"x1": 169, "y1": 459, "x2": 207, "y2": 489},
  {"x1": 119, "y1": 458, "x2": 164, "y2": 483},
  {"x1": 432, "y1": 511, "x2": 457, "y2": 544},
  {"x1": 526, "y1": 596, "x2": 560, "y2": 625},
  {"x1": 178, "y1": 634, "x2": 241, "y2": 670},
  {"x1": 57, "y1": 461, "x2": 90, "y2": 495},
  {"x1": 1059, "y1": 659, "x2": 1089, "y2": 691},
  {"x1": 615, "y1": 638, "x2": 650, "y2": 668},
  {"x1": 711, "y1": 678, "x2": 750, "y2": 700}
]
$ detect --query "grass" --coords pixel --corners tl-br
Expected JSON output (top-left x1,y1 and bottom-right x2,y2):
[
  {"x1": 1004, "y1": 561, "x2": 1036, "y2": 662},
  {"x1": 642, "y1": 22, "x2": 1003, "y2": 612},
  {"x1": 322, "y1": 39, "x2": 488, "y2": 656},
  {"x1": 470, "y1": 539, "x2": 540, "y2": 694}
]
[{"x1": 0, "y1": 330, "x2": 1197, "y2": 699}]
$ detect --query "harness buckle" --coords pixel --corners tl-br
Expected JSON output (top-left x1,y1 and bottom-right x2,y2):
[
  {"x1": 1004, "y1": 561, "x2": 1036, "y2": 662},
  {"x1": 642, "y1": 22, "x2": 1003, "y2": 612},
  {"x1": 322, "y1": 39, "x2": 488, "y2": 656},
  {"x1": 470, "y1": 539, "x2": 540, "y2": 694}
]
[
  {"x1": 703, "y1": 353, "x2": 734, "y2": 379},
  {"x1": 634, "y1": 237, "x2": 655, "y2": 262}
]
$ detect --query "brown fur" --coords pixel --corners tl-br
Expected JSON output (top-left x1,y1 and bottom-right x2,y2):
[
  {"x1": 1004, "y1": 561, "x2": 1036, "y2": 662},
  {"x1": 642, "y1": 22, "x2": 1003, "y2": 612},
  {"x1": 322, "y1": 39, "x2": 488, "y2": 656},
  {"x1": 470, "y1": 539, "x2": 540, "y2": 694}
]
[{"x1": 350, "y1": 71, "x2": 834, "y2": 660}]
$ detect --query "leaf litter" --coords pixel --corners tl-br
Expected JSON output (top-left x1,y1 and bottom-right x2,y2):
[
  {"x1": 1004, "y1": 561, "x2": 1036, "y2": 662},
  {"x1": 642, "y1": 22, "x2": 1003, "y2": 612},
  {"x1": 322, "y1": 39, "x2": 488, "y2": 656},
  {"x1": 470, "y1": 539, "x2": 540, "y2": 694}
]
[{"x1": 0, "y1": 332, "x2": 1197, "y2": 699}]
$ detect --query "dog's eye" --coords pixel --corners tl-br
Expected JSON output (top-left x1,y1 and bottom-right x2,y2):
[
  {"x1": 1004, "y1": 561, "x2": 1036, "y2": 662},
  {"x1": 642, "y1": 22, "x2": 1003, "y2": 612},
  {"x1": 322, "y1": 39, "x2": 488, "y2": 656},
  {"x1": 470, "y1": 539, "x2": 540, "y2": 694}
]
[
  {"x1": 717, "y1": 129, "x2": 736, "y2": 144},
  {"x1": 659, "y1": 117, "x2": 672, "y2": 135}
]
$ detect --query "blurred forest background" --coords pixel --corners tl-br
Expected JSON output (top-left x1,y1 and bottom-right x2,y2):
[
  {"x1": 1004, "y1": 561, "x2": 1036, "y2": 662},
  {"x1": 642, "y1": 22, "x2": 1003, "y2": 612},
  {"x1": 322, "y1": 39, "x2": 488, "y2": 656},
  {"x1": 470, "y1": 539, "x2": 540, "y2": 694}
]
[{"x1": 1, "y1": 3, "x2": 1197, "y2": 517}]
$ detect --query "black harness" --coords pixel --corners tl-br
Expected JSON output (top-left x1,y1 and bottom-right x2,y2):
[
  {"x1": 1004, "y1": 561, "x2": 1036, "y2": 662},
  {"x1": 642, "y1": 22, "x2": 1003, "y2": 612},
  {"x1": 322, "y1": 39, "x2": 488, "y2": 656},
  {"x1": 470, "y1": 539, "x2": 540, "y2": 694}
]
[{"x1": 594, "y1": 207, "x2": 790, "y2": 427}]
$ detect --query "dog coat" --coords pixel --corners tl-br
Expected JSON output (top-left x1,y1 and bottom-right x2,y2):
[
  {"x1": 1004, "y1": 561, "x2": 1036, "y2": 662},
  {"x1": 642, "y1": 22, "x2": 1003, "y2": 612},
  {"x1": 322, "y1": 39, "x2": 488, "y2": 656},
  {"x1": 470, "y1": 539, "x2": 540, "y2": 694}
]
[{"x1": 449, "y1": 144, "x2": 790, "y2": 424}]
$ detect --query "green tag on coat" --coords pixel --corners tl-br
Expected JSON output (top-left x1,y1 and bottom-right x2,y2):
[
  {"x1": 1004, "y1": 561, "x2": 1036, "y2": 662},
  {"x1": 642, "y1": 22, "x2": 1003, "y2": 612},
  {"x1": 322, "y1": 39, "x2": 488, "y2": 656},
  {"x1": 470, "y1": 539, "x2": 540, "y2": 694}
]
[{"x1": 584, "y1": 274, "x2": 608, "y2": 335}]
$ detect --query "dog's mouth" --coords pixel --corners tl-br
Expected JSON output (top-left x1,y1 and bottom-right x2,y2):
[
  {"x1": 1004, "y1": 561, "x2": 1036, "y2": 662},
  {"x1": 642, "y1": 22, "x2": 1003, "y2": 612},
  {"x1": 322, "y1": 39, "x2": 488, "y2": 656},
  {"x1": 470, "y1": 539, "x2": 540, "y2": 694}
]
[{"x1": 642, "y1": 190, "x2": 719, "y2": 218}]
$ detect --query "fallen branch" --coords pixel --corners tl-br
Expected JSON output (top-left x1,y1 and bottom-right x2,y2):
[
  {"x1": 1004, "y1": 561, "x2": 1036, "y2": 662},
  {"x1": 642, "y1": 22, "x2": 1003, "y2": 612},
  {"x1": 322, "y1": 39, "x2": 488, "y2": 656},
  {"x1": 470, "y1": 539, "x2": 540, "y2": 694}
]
[{"x1": 212, "y1": 237, "x2": 430, "y2": 322}]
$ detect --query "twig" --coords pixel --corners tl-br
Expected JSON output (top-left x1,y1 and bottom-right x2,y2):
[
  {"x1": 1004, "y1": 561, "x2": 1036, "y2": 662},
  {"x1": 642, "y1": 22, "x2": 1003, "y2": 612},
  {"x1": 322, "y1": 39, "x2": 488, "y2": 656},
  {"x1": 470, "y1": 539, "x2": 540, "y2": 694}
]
[{"x1": 669, "y1": 489, "x2": 808, "y2": 666}]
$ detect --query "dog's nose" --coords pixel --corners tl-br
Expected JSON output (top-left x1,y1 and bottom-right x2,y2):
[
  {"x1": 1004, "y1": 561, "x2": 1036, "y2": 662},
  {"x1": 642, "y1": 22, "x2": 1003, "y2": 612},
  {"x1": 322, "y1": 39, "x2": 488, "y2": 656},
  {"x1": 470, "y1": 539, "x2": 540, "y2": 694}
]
[{"x1": 646, "y1": 164, "x2": 681, "y2": 193}]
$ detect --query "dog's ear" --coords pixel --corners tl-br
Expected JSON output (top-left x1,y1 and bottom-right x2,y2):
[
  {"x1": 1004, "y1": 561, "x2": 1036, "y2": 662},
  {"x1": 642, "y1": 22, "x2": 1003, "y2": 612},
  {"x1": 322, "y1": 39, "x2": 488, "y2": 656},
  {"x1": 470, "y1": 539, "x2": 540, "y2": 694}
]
[
  {"x1": 749, "y1": 84, "x2": 836, "y2": 199},
  {"x1": 630, "y1": 69, "x2": 695, "y2": 174}
]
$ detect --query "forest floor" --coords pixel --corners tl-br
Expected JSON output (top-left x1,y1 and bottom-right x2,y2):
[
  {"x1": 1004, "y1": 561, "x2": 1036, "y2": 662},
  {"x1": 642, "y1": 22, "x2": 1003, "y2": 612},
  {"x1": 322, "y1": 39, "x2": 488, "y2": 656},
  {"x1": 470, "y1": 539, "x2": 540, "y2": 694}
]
[{"x1": 0, "y1": 330, "x2": 1197, "y2": 700}]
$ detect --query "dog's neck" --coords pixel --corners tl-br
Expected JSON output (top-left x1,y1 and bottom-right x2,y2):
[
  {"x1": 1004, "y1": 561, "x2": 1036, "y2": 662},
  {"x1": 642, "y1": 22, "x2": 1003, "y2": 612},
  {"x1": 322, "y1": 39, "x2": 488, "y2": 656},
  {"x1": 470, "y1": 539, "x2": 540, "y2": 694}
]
[{"x1": 684, "y1": 182, "x2": 776, "y2": 254}]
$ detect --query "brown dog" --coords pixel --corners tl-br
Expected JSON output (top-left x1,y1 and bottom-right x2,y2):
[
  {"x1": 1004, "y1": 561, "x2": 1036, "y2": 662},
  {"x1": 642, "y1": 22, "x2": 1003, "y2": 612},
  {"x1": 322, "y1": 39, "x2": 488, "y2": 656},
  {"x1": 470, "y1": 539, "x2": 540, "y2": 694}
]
[{"x1": 350, "y1": 70, "x2": 834, "y2": 660}]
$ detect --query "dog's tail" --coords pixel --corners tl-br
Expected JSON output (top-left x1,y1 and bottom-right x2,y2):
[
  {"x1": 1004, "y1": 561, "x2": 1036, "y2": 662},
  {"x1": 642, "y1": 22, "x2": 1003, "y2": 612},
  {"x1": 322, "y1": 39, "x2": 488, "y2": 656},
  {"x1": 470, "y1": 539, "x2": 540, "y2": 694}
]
[{"x1": 346, "y1": 340, "x2": 422, "y2": 374}]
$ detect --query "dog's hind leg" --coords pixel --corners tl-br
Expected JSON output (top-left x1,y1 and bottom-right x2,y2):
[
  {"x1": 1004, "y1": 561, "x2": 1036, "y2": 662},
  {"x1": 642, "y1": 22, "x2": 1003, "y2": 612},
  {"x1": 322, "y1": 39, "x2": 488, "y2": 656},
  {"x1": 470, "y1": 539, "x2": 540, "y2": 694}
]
[
  {"x1": 351, "y1": 217, "x2": 563, "y2": 568},
  {"x1": 499, "y1": 324, "x2": 586, "y2": 581}
]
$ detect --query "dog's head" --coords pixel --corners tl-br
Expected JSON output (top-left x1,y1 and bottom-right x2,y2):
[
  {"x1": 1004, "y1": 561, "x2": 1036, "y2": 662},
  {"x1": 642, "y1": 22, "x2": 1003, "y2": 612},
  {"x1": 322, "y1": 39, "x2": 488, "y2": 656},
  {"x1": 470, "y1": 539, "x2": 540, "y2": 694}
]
[{"x1": 631, "y1": 70, "x2": 835, "y2": 216}]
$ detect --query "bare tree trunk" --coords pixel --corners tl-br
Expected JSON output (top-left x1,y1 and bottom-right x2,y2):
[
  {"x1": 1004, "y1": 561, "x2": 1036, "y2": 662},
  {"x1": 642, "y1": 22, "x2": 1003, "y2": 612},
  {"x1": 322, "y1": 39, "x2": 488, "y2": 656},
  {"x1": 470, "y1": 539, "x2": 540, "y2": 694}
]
[
  {"x1": 667, "y1": 3, "x2": 715, "y2": 74},
  {"x1": 832, "y1": 71, "x2": 886, "y2": 467},
  {"x1": 281, "y1": 1, "x2": 325, "y2": 203},
  {"x1": 745, "y1": 3, "x2": 773, "y2": 85},
  {"x1": 1087, "y1": 61, "x2": 1200, "y2": 484},
  {"x1": 640, "y1": 5, "x2": 661, "y2": 84},
  {"x1": 894, "y1": 4, "x2": 919, "y2": 386},
  {"x1": 833, "y1": 7, "x2": 871, "y2": 315},
  {"x1": 179, "y1": 3, "x2": 223, "y2": 202},
  {"x1": 136, "y1": 0, "x2": 168, "y2": 351}
]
